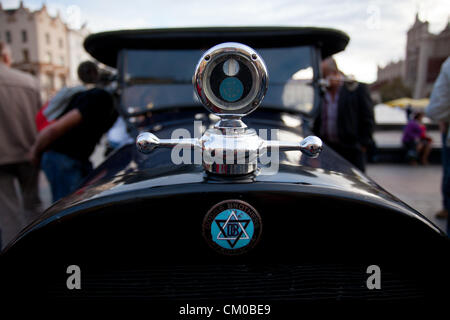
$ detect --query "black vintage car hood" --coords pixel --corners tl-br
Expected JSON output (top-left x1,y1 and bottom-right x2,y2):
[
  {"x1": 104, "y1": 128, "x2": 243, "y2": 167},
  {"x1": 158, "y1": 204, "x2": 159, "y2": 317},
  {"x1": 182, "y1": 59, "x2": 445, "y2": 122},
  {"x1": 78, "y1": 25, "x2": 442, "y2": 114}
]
[
  {"x1": 23, "y1": 109, "x2": 442, "y2": 237},
  {"x1": 2, "y1": 110, "x2": 447, "y2": 306}
]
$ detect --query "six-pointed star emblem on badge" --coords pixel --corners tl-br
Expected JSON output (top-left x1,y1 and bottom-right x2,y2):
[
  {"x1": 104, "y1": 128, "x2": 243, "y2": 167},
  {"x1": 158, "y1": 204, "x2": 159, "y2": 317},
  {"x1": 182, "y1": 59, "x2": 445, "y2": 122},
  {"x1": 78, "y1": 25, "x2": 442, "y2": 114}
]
[{"x1": 215, "y1": 210, "x2": 251, "y2": 248}]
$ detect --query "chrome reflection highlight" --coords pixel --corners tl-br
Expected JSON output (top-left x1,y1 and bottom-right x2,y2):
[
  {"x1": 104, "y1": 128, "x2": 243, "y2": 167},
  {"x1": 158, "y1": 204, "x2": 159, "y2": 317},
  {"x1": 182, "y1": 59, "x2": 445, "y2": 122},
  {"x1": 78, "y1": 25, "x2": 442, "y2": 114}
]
[
  {"x1": 299, "y1": 136, "x2": 323, "y2": 158},
  {"x1": 136, "y1": 132, "x2": 160, "y2": 154}
]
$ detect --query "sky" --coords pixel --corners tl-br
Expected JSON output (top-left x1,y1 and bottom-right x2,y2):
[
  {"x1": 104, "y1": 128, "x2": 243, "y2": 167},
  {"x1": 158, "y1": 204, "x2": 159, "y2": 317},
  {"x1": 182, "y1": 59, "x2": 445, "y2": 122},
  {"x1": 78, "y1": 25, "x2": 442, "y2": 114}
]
[{"x1": 2, "y1": 0, "x2": 450, "y2": 83}]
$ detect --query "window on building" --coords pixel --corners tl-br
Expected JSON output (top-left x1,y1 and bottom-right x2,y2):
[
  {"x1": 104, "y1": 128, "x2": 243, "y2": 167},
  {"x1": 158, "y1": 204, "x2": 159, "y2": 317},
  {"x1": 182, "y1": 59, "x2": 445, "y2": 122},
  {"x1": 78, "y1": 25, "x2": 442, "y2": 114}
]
[
  {"x1": 22, "y1": 49, "x2": 29, "y2": 62},
  {"x1": 45, "y1": 33, "x2": 50, "y2": 45},
  {"x1": 46, "y1": 52, "x2": 52, "y2": 64},
  {"x1": 6, "y1": 31, "x2": 12, "y2": 44},
  {"x1": 46, "y1": 73, "x2": 54, "y2": 90},
  {"x1": 22, "y1": 30, "x2": 27, "y2": 43},
  {"x1": 60, "y1": 75, "x2": 66, "y2": 88},
  {"x1": 58, "y1": 38, "x2": 63, "y2": 49},
  {"x1": 59, "y1": 56, "x2": 64, "y2": 66}
]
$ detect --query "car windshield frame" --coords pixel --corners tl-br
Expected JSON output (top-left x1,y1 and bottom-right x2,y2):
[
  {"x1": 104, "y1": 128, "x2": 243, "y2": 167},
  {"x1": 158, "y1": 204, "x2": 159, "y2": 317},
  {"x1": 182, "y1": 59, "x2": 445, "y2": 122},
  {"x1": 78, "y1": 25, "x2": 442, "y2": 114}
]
[{"x1": 117, "y1": 45, "x2": 321, "y2": 118}]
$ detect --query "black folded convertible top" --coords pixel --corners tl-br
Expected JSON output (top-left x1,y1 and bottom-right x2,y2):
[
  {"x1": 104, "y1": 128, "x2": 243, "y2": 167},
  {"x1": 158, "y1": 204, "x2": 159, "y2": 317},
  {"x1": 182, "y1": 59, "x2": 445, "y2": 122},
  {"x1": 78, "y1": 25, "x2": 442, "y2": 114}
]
[{"x1": 84, "y1": 26, "x2": 349, "y2": 67}]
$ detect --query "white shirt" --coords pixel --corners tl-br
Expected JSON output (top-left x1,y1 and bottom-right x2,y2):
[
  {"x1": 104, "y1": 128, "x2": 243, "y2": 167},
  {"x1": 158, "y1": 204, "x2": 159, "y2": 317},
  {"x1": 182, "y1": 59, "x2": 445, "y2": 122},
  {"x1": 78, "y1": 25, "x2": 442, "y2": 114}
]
[{"x1": 425, "y1": 57, "x2": 450, "y2": 143}]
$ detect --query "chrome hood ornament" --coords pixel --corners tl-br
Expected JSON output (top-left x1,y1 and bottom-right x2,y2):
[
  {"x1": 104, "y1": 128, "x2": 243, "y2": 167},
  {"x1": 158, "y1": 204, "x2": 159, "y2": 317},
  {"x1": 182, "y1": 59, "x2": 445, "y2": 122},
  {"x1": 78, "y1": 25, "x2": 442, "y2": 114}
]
[{"x1": 137, "y1": 42, "x2": 323, "y2": 175}]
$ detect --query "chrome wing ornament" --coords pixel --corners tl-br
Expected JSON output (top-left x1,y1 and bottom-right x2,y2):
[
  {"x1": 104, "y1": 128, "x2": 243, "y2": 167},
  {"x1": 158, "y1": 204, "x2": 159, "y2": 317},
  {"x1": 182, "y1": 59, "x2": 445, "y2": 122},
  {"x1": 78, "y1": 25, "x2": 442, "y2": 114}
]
[{"x1": 137, "y1": 42, "x2": 322, "y2": 175}]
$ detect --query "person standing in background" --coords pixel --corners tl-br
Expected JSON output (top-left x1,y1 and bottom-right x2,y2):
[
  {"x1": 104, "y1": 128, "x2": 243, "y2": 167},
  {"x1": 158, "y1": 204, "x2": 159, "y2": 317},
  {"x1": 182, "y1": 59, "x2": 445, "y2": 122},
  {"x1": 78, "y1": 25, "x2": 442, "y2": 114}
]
[
  {"x1": 425, "y1": 56, "x2": 450, "y2": 232},
  {"x1": 313, "y1": 57, "x2": 375, "y2": 172},
  {"x1": 0, "y1": 42, "x2": 42, "y2": 249},
  {"x1": 406, "y1": 104, "x2": 413, "y2": 121},
  {"x1": 30, "y1": 62, "x2": 117, "y2": 202}
]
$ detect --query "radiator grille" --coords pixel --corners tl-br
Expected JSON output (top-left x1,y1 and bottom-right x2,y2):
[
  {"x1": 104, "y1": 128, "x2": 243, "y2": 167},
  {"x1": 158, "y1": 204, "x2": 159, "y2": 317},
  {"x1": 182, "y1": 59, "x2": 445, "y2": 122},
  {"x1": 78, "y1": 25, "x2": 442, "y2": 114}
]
[{"x1": 51, "y1": 264, "x2": 424, "y2": 301}]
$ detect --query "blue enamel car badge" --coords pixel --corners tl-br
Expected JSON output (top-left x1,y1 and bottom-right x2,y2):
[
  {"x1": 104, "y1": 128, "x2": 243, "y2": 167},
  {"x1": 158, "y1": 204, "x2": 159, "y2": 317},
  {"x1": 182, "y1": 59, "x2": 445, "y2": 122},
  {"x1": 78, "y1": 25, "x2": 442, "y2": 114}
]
[{"x1": 203, "y1": 200, "x2": 262, "y2": 255}]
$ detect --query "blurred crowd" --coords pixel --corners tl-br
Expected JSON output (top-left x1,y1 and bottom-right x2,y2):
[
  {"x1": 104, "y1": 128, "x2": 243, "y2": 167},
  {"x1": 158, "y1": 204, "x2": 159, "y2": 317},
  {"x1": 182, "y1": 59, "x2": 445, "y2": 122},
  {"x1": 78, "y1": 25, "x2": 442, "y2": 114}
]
[{"x1": 0, "y1": 41, "x2": 122, "y2": 248}]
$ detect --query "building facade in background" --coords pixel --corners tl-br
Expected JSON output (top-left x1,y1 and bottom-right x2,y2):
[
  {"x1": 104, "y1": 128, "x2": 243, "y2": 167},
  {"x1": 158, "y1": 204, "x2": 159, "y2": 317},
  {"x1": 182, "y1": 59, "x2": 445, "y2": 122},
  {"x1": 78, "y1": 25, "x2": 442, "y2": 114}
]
[
  {"x1": 374, "y1": 14, "x2": 450, "y2": 100},
  {"x1": 405, "y1": 14, "x2": 450, "y2": 98},
  {"x1": 0, "y1": 2, "x2": 90, "y2": 101},
  {"x1": 376, "y1": 60, "x2": 405, "y2": 83},
  {"x1": 68, "y1": 24, "x2": 91, "y2": 86}
]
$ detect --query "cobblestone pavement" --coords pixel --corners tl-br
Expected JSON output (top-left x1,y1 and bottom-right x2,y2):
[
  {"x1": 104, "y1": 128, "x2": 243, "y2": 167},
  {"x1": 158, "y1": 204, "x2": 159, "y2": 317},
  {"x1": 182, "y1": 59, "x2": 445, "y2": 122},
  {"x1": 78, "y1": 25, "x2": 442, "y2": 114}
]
[{"x1": 366, "y1": 163, "x2": 448, "y2": 234}]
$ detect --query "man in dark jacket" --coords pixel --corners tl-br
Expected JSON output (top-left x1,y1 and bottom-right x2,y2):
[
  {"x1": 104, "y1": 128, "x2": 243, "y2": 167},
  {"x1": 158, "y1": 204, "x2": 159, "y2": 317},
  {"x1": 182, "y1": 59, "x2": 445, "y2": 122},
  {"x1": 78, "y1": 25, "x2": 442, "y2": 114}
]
[
  {"x1": 30, "y1": 61, "x2": 118, "y2": 202},
  {"x1": 313, "y1": 57, "x2": 374, "y2": 172}
]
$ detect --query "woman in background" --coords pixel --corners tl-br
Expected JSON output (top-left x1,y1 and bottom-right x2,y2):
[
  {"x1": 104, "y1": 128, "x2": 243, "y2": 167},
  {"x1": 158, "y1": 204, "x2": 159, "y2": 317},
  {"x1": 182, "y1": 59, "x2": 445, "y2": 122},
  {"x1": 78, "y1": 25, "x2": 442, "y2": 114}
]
[{"x1": 402, "y1": 111, "x2": 432, "y2": 165}]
